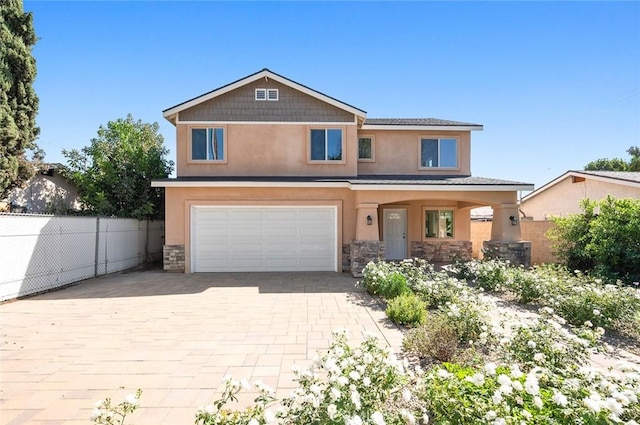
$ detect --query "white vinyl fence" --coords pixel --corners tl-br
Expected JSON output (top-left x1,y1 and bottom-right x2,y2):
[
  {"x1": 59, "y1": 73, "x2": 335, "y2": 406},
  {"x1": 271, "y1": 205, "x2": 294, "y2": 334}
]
[{"x1": 0, "y1": 214, "x2": 164, "y2": 301}]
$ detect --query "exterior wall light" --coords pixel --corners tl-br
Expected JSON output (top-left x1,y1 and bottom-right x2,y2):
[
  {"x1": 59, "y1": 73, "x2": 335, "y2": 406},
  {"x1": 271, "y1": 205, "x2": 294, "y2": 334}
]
[
  {"x1": 509, "y1": 215, "x2": 518, "y2": 226},
  {"x1": 366, "y1": 215, "x2": 373, "y2": 225}
]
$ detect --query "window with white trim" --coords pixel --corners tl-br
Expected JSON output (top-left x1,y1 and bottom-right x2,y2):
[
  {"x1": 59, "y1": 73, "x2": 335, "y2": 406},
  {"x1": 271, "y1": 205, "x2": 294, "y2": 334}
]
[
  {"x1": 310, "y1": 129, "x2": 343, "y2": 161},
  {"x1": 255, "y1": 88, "x2": 279, "y2": 101},
  {"x1": 425, "y1": 209, "x2": 454, "y2": 238},
  {"x1": 358, "y1": 136, "x2": 374, "y2": 161},
  {"x1": 191, "y1": 128, "x2": 224, "y2": 161},
  {"x1": 420, "y1": 138, "x2": 457, "y2": 168}
]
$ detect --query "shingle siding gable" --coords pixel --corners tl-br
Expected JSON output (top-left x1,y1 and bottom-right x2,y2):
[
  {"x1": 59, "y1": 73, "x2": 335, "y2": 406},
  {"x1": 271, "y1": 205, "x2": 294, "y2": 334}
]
[{"x1": 179, "y1": 79, "x2": 355, "y2": 123}]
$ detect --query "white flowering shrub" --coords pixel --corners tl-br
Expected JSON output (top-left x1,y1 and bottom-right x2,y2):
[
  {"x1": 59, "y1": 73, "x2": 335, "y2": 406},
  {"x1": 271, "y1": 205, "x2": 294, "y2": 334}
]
[
  {"x1": 90, "y1": 390, "x2": 141, "y2": 425},
  {"x1": 279, "y1": 330, "x2": 426, "y2": 425},
  {"x1": 410, "y1": 272, "x2": 470, "y2": 309},
  {"x1": 420, "y1": 361, "x2": 640, "y2": 424},
  {"x1": 194, "y1": 377, "x2": 276, "y2": 425}
]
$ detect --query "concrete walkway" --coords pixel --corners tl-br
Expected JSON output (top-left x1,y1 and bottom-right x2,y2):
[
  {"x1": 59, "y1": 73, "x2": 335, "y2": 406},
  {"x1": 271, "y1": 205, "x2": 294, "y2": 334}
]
[{"x1": 0, "y1": 270, "x2": 403, "y2": 425}]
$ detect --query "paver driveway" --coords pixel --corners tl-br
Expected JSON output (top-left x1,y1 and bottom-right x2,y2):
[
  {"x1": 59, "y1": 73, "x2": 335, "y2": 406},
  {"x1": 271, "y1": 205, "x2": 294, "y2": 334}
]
[{"x1": 0, "y1": 269, "x2": 403, "y2": 425}]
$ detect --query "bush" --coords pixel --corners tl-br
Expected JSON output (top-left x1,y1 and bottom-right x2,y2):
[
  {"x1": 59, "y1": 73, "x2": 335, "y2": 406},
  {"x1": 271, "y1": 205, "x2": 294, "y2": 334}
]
[
  {"x1": 377, "y1": 271, "x2": 411, "y2": 299},
  {"x1": 549, "y1": 196, "x2": 640, "y2": 284},
  {"x1": 466, "y1": 258, "x2": 511, "y2": 291},
  {"x1": 403, "y1": 314, "x2": 466, "y2": 362},
  {"x1": 386, "y1": 293, "x2": 427, "y2": 326},
  {"x1": 504, "y1": 267, "x2": 546, "y2": 303}
]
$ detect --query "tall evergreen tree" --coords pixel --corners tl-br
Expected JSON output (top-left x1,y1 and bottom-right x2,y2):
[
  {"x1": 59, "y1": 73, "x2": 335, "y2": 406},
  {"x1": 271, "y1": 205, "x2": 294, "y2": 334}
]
[{"x1": 0, "y1": 0, "x2": 40, "y2": 198}]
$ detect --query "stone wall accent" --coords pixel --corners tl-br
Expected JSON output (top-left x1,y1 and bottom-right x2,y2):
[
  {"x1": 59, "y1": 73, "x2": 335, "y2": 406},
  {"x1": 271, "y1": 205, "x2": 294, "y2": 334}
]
[
  {"x1": 342, "y1": 244, "x2": 351, "y2": 273},
  {"x1": 179, "y1": 79, "x2": 355, "y2": 122},
  {"x1": 350, "y1": 241, "x2": 385, "y2": 277},
  {"x1": 163, "y1": 245, "x2": 185, "y2": 272},
  {"x1": 411, "y1": 240, "x2": 472, "y2": 263},
  {"x1": 483, "y1": 241, "x2": 531, "y2": 267}
]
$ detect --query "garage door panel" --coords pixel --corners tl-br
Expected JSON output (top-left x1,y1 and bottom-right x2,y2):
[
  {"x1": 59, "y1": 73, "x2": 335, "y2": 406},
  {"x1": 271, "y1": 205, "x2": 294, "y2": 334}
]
[{"x1": 192, "y1": 206, "x2": 336, "y2": 272}]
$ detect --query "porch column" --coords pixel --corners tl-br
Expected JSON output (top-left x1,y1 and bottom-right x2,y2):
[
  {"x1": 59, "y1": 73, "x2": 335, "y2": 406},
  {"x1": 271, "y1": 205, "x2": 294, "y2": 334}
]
[
  {"x1": 485, "y1": 203, "x2": 531, "y2": 267},
  {"x1": 355, "y1": 203, "x2": 380, "y2": 241},
  {"x1": 350, "y1": 203, "x2": 384, "y2": 277}
]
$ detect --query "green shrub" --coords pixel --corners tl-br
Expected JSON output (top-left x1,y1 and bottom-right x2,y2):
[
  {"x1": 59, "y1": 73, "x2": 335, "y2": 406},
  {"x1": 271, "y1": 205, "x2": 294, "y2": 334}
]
[
  {"x1": 504, "y1": 267, "x2": 546, "y2": 303},
  {"x1": 377, "y1": 271, "x2": 411, "y2": 299},
  {"x1": 403, "y1": 314, "x2": 465, "y2": 362},
  {"x1": 386, "y1": 293, "x2": 427, "y2": 326}
]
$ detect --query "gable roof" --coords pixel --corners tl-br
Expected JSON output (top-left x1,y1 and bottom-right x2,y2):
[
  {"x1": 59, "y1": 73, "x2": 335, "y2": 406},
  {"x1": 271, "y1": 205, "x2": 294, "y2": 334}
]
[
  {"x1": 362, "y1": 118, "x2": 483, "y2": 131},
  {"x1": 521, "y1": 170, "x2": 640, "y2": 202},
  {"x1": 163, "y1": 68, "x2": 367, "y2": 124}
]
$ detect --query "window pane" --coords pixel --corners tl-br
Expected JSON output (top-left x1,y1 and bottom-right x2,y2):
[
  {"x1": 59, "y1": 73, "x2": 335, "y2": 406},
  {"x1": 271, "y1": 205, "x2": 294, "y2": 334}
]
[
  {"x1": 327, "y1": 129, "x2": 342, "y2": 160},
  {"x1": 310, "y1": 129, "x2": 326, "y2": 160},
  {"x1": 442, "y1": 210, "x2": 454, "y2": 237},
  {"x1": 425, "y1": 210, "x2": 438, "y2": 238},
  {"x1": 192, "y1": 129, "x2": 207, "y2": 160},
  {"x1": 440, "y1": 138, "x2": 457, "y2": 167},
  {"x1": 209, "y1": 128, "x2": 224, "y2": 160},
  {"x1": 358, "y1": 137, "x2": 372, "y2": 159},
  {"x1": 421, "y1": 139, "x2": 438, "y2": 167}
]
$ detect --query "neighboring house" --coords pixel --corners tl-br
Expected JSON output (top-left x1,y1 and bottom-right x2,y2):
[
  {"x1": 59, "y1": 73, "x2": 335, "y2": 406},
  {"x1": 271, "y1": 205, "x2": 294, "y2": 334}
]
[
  {"x1": 4, "y1": 164, "x2": 80, "y2": 214},
  {"x1": 152, "y1": 69, "x2": 533, "y2": 275},
  {"x1": 520, "y1": 170, "x2": 640, "y2": 220}
]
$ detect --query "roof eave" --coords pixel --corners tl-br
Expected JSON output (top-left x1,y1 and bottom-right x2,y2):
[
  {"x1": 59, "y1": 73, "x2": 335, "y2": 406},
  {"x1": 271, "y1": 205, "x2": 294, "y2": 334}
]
[{"x1": 360, "y1": 124, "x2": 483, "y2": 131}]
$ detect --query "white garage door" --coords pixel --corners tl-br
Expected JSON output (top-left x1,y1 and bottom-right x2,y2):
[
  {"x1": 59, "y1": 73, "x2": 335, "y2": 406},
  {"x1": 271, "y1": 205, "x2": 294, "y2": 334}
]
[{"x1": 191, "y1": 206, "x2": 337, "y2": 272}]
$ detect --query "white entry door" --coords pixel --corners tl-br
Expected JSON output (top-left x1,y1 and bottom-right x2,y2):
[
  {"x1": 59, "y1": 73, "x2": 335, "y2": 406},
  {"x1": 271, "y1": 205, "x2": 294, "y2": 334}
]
[{"x1": 383, "y1": 208, "x2": 407, "y2": 260}]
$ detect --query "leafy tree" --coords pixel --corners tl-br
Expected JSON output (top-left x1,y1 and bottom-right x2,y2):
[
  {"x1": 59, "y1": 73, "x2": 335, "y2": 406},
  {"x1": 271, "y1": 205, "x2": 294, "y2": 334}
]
[
  {"x1": 548, "y1": 196, "x2": 640, "y2": 284},
  {"x1": 62, "y1": 115, "x2": 173, "y2": 220},
  {"x1": 584, "y1": 146, "x2": 639, "y2": 171},
  {"x1": 0, "y1": 0, "x2": 40, "y2": 198}
]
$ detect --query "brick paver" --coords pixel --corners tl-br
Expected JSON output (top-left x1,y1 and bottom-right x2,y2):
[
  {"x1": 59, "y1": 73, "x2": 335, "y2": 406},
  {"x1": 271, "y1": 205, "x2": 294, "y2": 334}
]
[{"x1": 0, "y1": 270, "x2": 403, "y2": 425}]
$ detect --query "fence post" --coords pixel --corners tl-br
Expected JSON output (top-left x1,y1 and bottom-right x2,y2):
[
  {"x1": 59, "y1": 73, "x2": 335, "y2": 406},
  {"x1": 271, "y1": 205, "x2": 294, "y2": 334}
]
[
  {"x1": 94, "y1": 217, "x2": 100, "y2": 278},
  {"x1": 145, "y1": 219, "x2": 150, "y2": 264}
]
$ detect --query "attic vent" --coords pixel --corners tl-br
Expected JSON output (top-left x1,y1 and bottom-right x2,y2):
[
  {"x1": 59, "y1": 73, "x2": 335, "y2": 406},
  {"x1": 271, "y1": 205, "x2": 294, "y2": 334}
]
[
  {"x1": 255, "y1": 88, "x2": 278, "y2": 101},
  {"x1": 255, "y1": 89, "x2": 267, "y2": 100}
]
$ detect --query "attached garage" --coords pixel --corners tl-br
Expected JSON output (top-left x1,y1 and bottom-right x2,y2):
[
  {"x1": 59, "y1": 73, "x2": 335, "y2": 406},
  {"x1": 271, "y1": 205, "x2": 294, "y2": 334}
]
[{"x1": 191, "y1": 206, "x2": 337, "y2": 272}]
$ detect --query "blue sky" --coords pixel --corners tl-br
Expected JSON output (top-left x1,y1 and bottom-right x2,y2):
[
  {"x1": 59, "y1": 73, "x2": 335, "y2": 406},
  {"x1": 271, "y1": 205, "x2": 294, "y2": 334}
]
[{"x1": 25, "y1": 1, "x2": 640, "y2": 192}]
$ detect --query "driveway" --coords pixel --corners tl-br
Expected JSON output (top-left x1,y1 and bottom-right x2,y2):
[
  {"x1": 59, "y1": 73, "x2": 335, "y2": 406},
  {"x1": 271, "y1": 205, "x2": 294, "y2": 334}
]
[{"x1": 0, "y1": 270, "x2": 403, "y2": 425}]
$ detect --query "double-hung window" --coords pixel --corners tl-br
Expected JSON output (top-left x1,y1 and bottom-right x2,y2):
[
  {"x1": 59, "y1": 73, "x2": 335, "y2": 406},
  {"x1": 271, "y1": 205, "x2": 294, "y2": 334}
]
[
  {"x1": 425, "y1": 209, "x2": 454, "y2": 238},
  {"x1": 358, "y1": 136, "x2": 374, "y2": 161},
  {"x1": 310, "y1": 129, "x2": 343, "y2": 161},
  {"x1": 420, "y1": 138, "x2": 457, "y2": 168},
  {"x1": 191, "y1": 128, "x2": 225, "y2": 161}
]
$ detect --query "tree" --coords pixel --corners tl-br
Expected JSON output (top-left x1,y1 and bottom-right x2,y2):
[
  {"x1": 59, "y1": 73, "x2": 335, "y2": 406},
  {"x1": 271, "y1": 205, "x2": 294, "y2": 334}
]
[
  {"x1": 584, "y1": 146, "x2": 639, "y2": 171},
  {"x1": 62, "y1": 115, "x2": 174, "y2": 220},
  {"x1": 0, "y1": 0, "x2": 40, "y2": 199}
]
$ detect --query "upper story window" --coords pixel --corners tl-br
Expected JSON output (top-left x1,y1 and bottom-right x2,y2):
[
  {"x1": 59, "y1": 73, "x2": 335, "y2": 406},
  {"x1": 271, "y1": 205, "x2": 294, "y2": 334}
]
[
  {"x1": 420, "y1": 137, "x2": 457, "y2": 168},
  {"x1": 358, "y1": 136, "x2": 375, "y2": 162},
  {"x1": 191, "y1": 128, "x2": 225, "y2": 161},
  {"x1": 425, "y1": 209, "x2": 454, "y2": 238},
  {"x1": 255, "y1": 88, "x2": 279, "y2": 101},
  {"x1": 310, "y1": 129, "x2": 342, "y2": 161}
]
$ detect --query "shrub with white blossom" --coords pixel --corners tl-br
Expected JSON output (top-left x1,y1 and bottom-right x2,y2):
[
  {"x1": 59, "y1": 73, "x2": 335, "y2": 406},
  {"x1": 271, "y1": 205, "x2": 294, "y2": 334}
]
[{"x1": 90, "y1": 389, "x2": 141, "y2": 425}]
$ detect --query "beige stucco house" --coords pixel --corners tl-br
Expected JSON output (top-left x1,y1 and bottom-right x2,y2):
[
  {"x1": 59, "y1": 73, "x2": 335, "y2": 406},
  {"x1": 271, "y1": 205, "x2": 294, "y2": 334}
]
[
  {"x1": 520, "y1": 170, "x2": 640, "y2": 220},
  {"x1": 3, "y1": 165, "x2": 80, "y2": 214},
  {"x1": 153, "y1": 69, "x2": 533, "y2": 275}
]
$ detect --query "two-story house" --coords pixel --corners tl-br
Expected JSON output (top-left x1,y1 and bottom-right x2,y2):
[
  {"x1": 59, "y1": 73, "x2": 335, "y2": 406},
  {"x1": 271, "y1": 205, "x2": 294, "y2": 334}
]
[{"x1": 153, "y1": 69, "x2": 533, "y2": 276}]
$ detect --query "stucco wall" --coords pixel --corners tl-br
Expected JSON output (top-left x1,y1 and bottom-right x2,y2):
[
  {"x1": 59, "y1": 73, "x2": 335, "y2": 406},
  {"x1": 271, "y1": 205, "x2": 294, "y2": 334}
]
[
  {"x1": 7, "y1": 173, "x2": 80, "y2": 213},
  {"x1": 357, "y1": 129, "x2": 471, "y2": 176},
  {"x1": 521, "y1": 177, "x2": 640, "y2": 220},
  {"x1": 470, "y1": 220, "x2": 558, "y2": 265},
  {"x1": 175, "y1": 123, "x2": 359, "y2": 177}
]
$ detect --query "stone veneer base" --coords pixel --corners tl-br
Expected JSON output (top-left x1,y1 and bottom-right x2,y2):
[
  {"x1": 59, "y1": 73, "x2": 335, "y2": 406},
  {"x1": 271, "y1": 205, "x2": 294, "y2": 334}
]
[
  {"x1": 411, "y1": 240, "x2": 472, "y2": 263},
  {"x1": 483, "y1": 240, "x2": 531, "y2": 268},
  {"x1": 350, "y1": 241, "x2": 385, "y2": 277},
  {"x1": 163, "y1": 244, "x2": 185, "y2": 272}
]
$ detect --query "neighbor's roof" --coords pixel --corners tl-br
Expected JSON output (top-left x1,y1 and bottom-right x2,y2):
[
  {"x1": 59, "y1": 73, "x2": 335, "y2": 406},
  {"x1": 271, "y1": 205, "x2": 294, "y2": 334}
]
[
  {"x1": 521, "y1": 170, "x2": 640, "y2": 202},
  {"x1": 163, "y1": 68, "x2": 367, "y2": 123},
  {"x1": 152, "y1": 175, "x2": 533, "y2": 191}
]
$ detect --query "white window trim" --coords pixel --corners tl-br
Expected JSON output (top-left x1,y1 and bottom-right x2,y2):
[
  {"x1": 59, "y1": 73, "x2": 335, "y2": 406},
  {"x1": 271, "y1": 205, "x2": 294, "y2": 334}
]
[
  {"x1": 255, "y1": 88, "x2": 267, "y2": 100},
  {"x1": 357, "y1": 135, "x2": 375, "y2": 162},
  {"x1": 267, "y1": 88, "x2": 279, "y2": 101},
  {"x1": 418, "y1": 136, "x2": 459, "y2": 170},
  {"x1": 308, "y1": 127, "x2": 346, "y2": 163},
  {"x1": 188, "y1": 125, "x2": 228, "y2": 164},
  {"x1": 422, "y1": 207, "x2": 456, "y2": 240}
]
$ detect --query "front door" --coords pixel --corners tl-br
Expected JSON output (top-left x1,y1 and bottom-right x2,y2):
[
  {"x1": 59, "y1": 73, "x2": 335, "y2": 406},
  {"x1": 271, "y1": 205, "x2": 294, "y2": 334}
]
[{"x1": 383, "y1": 208, "x2": 407, "y2": 260}]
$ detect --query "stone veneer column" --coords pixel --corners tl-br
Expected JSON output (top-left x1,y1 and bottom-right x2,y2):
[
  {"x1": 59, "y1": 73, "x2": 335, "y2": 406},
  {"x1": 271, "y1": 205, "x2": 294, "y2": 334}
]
[
  {"x1": 483, "y1": 240, "x2": 531, "y2": 267},
  {"x1": 350, "y1": 240, "x2": 385, "y2": 277},
  {"x1": 163, "y1": 245, "x2": 185, "y2": 272}
]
